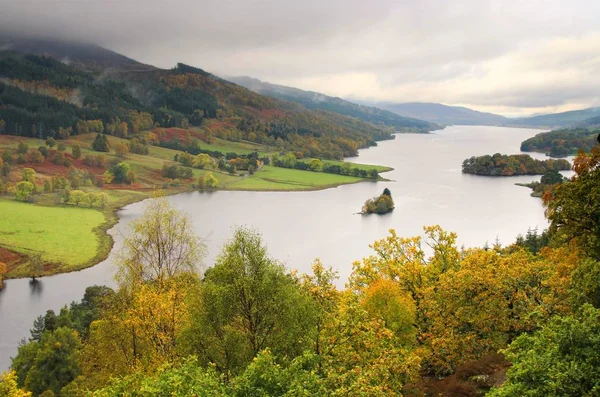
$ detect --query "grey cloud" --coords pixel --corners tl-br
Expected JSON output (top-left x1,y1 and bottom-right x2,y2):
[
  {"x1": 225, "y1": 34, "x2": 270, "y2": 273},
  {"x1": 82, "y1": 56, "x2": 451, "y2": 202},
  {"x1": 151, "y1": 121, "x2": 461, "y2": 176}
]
[{"x1": 1, "y1": 0, "x2": 599, "y2": 113}]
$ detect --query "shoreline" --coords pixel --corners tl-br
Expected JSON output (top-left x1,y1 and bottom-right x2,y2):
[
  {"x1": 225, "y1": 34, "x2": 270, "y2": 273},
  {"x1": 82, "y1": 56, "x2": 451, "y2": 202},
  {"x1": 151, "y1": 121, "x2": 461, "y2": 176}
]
[{"x1": 2, "y1": 167, "x2": 395, "y2": 281}]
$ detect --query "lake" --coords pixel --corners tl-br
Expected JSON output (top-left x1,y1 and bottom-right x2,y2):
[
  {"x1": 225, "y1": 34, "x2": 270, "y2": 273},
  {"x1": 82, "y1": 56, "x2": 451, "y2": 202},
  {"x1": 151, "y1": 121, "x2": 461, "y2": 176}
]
[{"x1": 0, "y1": 125, "x2": 565, "y2": 371}]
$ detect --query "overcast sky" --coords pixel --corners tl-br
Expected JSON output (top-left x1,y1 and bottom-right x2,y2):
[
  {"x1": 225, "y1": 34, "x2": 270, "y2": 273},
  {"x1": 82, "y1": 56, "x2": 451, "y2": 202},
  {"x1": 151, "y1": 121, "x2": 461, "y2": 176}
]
[{"x1": 1, "y1": 0, "x2": 599, "y2": 116}]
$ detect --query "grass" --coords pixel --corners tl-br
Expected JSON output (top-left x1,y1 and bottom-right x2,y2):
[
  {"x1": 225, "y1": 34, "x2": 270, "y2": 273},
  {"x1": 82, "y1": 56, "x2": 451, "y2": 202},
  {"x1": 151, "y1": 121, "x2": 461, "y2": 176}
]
[
  {"x1": 226, "y1": 166, "x2": 363, "y2": 191},
  {"x1": 0, "y1": 199, "x2": 107, "y2": 276},
  {"x1": 0, "y1": 132, "x2": 392, "y2": 278},
  {"x1": 322, "y1": 159, "x2": 393, "y2": 173}
]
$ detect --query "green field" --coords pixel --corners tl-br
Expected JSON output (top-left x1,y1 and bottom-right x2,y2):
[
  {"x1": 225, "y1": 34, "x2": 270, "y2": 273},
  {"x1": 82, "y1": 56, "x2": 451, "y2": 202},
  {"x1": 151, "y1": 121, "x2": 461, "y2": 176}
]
[
  {"x1": 322, "y1": 159, "x2": 393, "y2": 173},
  {"x1": 0, "y1": 200, "x2": 107, "y2": 276},
  {"x1": 226, "y1": 166, "x2": 363, "y2": 191}
]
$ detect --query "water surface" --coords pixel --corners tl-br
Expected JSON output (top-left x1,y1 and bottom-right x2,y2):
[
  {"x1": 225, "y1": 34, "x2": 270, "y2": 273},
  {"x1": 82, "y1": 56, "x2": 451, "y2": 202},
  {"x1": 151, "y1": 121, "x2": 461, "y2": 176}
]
[{"x1": 0, "y1": 125, "x2": 566, "y2": 370}]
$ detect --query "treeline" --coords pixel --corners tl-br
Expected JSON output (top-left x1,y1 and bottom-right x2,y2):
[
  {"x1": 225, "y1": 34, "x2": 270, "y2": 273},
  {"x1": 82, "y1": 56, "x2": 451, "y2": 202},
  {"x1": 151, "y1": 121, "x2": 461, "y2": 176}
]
[
  {"x1": 520, "y1": 128, "x2": 600, "y2": 157},
  {"x1": 462, "y1": 153, "x2": 571, "y2": 176},
  {"x1": 0, "y1": 51, "x2": 399, "y2": 160},
  {"x1": 5, "y1": 142, "x2": 600, "y2": 395},
  {"x1": 271, "y1": 152, "x2": 379, "y2": 179}
]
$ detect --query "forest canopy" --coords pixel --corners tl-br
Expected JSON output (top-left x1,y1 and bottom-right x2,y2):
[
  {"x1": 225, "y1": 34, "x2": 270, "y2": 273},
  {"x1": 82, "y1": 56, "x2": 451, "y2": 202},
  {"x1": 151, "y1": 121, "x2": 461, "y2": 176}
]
[
  {"x1": 462, "y1": 153, "x2": 571, "y2": 176},
  {"x1": 520, "y1": 128, "x2": 599, "y2": 157}
]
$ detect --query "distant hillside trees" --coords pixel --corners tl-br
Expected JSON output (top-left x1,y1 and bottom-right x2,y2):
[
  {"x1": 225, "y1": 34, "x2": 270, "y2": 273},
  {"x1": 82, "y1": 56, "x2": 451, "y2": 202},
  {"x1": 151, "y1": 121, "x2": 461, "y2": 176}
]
[
  {"x1": 462, "y1": 153, "x2": 571, "y2": 176},
  {"x1": 520, "y1": 128, "x2": 599, "y2": 157}
]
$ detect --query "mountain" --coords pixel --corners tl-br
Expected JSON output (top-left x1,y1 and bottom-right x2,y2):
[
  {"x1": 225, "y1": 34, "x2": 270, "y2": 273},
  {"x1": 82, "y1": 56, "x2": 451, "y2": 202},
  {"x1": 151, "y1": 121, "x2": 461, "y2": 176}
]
[
  {"x1": 0, "y1": 36, "x2": 155, "y2": 71},
  {"x1": 370, "y1": 102, "x2": 508, "y2": 126},
  {"x1": 229, "y1": 76, "x2": 439, "y2": 131},
  {"x1": 576, "y1": 115, "x2": 600, "y2": 129},
  {"x1": 0, "y1": 39, "x2": 408, "y2": 159},
  {"x1": 509, "y1": 107, "x2": 600, "y2": 128}
]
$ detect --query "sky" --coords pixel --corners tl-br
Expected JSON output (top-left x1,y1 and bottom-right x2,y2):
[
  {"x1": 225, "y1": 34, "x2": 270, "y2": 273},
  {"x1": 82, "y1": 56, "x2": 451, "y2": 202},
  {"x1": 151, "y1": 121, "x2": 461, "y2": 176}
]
[{"x1": 1, "y1": 0, "x2": 600, "y2": 117}]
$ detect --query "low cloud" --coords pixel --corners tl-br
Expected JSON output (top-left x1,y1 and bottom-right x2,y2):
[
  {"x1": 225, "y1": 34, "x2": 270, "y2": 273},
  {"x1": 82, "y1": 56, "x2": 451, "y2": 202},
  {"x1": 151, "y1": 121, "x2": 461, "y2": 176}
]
[{"x1": 0, "y1": 0, "x2": 599, "y2": 116}]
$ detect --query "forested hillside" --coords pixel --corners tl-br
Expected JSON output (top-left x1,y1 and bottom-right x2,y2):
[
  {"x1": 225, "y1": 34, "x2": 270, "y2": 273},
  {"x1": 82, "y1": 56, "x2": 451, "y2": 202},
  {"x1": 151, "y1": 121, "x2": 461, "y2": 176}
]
[
  {"x1": 229, "y1": 76, "x2": 439, "y2": 131},
  {"x1": 3, "y1": 144, "x2": 600, "y2": 396},
  {"x1": 520, "y1": 128, "x2": 600, "y2": 157},
  {"x1": 0, "y1": 49, "x2": 408, "y2": 160}
]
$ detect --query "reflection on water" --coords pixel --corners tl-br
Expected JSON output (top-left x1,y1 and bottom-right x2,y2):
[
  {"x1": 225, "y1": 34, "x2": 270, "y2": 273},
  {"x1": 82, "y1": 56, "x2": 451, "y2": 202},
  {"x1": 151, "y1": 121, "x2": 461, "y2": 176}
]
[
  {"x1": 0, "y1": 125, "x2": 561, "y2": 371},
  {"x1": 29, "y1": 279, "x2": 43, "y2": 298}
]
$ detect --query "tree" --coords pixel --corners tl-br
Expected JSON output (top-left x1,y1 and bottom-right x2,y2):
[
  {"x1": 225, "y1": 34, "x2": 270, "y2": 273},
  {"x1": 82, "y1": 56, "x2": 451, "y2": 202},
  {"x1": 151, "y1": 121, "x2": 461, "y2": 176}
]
[
  {"x1": 114, "y1": 143, "x2": 129, "y2": 157},
  {"x1": 192, "y1": 153, "x2": 214, "y2": 169},
  {"x1": 21, "y1": 327, "x2": 82, "y2": 396},
  {"x1": 17, "y1": 142, "x2": 29, "y2": 154},
  {"x1": 490, "y1": 305, "x2": 600, "y2": 396},
  {"x1": 184, "y1": 227, "x2": 313, "y2": 374},
  {"x1": 26, "y1": 150, "x2": 44, "y2": 164},
  {"x1": 540, "y1": 169, "x2": 564, "y2": 185},
  {"x1": 545, "y1": 146, "x2": 600, "y2": 259},
  {"x1": 0, "y1": 370, "x2": 31, "y2": 397},
  {"x1": 71, "y1": 145, "x2": 81, "y2": 159},
  {"x1": 92, "y1": 134, "x2": 110, "y2": 152},
  {"x1": 57, "y1": 143, "x2": 66, "y2": 152},
  {"x1": 204, "y1": 172, "x2": 218, "y2": 189},
  {"x1": 115, "y1": 196, "x2": 205, "y2": 288},
  {"x1": 45, "y1": 137, "x2": 56, "y2": 148},
  {"x1": 15, "y1": 182, "x2": 34, "y2": 201},
  {"x1": 308, "y1": 158, "x2": 323, "y2": 172},
  {"x1": 69, "y1": 190, "x2": 89, "y2": 206},
  {"x1": 21, "y1": 169, "x2": 36, "y2": 184},
  {"x1": 108, "y1": 162, "x2": 131, "y2": 184}
]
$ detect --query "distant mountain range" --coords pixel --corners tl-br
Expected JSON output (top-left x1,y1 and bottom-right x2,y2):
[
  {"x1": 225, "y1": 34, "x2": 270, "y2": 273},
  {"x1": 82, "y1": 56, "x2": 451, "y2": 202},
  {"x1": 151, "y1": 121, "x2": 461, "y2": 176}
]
[
  {"x1": 229, "y1": 76, "x2": 440, "y2": 131},
  {"x1": 507, "y1": 107, "x2": 600, "y2": 128},
  {"x1": 370, "y1": 102, "x2": 508, "y2": 126},
  {"x1": 364, "y1": 101, "x2": 600, "y2": 129}
]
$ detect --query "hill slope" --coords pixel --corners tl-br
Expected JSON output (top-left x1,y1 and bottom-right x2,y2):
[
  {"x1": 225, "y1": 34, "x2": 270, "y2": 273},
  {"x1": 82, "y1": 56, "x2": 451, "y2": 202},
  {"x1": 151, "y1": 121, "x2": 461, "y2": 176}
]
[
  {"x1": 229, "y1": 76, "x2": 439, "y2": 131},
  {"x1": 372, "y1": 102, "x2": 508, "y2": 126},
  {"x1": 0, "y1": 42, "x2": 404, "y2": 159},
  {"x1": 508, "y1": 107, "x2": 600, "y2": 128},
  {"x1": 0, "y1": 36, "x2": 155, "y2": 71}
]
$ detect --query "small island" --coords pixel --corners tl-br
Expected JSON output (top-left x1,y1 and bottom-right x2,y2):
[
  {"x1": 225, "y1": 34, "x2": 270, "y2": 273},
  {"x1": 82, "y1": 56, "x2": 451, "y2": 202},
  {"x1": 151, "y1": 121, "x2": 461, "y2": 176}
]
[
  {"x1": 362, "y1": 188, "x2": 395, "y2": 214},
  {"x1": 520, "y1": 128, "x2": 599, "y2": 157},
  {"x1": 462, "y1": 153, "x2": 571, "y2": 176},
  {"x1": 516, "y1": 170, "x2": 567, "y2": 198}
]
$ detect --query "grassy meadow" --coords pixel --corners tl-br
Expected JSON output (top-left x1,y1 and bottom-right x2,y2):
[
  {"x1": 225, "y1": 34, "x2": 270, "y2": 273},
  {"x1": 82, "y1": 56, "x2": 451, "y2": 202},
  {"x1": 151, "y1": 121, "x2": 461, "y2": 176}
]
[
  {"x1": 0, "y1": 199, "x2": 107, "y2": 276},
  {"x1": 0, "y1": 130, "x2": 390, "y2": 278}
]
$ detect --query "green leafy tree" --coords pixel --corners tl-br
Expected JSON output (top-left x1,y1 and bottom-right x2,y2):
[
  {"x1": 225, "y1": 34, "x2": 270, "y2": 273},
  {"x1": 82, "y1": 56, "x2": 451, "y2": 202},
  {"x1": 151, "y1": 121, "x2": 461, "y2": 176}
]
[
  {"x1": 17, "y1": 142, "x2": 29, "y2": 154},
  {"x1": 45, "y1": 137, "x2": 56, "y2": 148},
  {"x1": 15, "y1": 181, "x2": 34, "y2": 201},
  {"x1": 92, "y1": 134, "x2": 110, "y2": 152},
  {"x1": 71, "y1": 145, "x2": 81, "y2": 159},
  {"x1": 184, "y1": 227, "x2": 313, "y2": 374},
  {"x1": 20, "y1": 327, "x2": 82, "y2": 396},
  {"x1": 490, "y1": 305, "x2": 600, "y2": 396}
]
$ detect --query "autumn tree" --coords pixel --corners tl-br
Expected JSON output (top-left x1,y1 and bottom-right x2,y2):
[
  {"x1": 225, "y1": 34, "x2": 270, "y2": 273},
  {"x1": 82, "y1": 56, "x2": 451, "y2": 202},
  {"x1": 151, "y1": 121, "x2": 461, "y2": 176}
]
[
  {"x1": 114, "y1": 143, "x2": 129, "y2": 157},
  {"x1": 204, "y1": 172, "x2": 218, "y2": 189},
  {"x1": 545, "y1": 146, "x2": 600, "y2": 259},
  {"x1": 0, "y1": 371, "x2": 31, "y2": 397}
]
